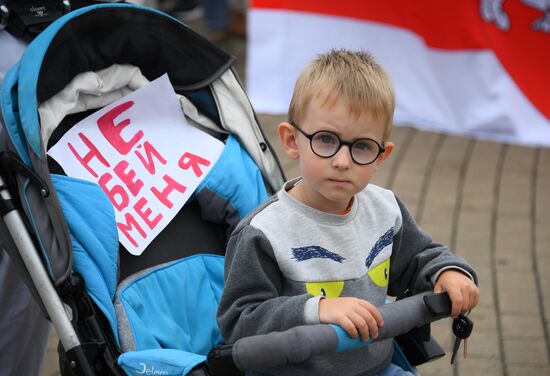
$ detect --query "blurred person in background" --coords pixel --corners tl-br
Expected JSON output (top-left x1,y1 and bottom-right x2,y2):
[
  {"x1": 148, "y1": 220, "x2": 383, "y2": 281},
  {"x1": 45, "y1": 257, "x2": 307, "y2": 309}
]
[{"x1": 157, "y1": 0, "x2": 246, "y2": 43}]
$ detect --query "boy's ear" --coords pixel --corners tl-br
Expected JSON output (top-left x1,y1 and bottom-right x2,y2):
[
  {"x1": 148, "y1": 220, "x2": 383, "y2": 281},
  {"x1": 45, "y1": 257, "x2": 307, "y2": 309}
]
[
  {"x1": 278, "y1": 122, "x2": 300, "y2": 160},
  {"x1": 376, "y1": 142, "x2": 394, "y2": 166}
]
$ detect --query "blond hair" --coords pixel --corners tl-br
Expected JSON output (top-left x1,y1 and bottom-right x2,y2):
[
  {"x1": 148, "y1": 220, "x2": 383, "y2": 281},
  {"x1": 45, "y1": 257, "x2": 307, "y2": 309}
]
[{"x1": 288, "y1": 49, "x2": 395, "y2": 140}]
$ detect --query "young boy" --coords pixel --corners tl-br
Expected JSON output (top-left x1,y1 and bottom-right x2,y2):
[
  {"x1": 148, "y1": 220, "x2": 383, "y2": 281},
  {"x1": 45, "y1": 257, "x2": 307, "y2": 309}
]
[{"x1": 217, "y1": 49, "x2": 479, "y2": 375}]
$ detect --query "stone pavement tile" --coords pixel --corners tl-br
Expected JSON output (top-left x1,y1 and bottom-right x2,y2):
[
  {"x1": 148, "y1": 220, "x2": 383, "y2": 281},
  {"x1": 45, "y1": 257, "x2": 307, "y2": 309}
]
[
  {"x1": 457, "y1": 211, "x2": 492, "y2": 230},
  {"x1": 539, "y1": 274, "x2": 550, "y2": 302},
  {"x1": 421, "y1": 192, "x2": 459, "y2": 215},
  {"x1": 536, "y1": 220, "x2": 550, "y2": 250},
  {"x1": 421, "y1": 194, "x2": 460, "y2": 222},
  {"x1": 495, "y1": 251, "x2": 533, "y2": 272},
  {"x1": 430, "y1": 319, "x2": 453, "y2": 350},
  {"x1": 417, "y1": 213, "x2": 453, "y2": 239},
  {"x1": 497, "y1": 271, "x2": 537, "y2": 291},
  {"x1": 507, "y1": 364, "x2": 550, "y2": 376},
  {"x1": 495, "y1": 217, "x2": 532, "y2": 259},
  {"x1": 544, "y1": 300, "x2": 550, "y2": 323},
  {"x1": 463, "y1": 332, "x2": 500, "y2": 359},
  {"x1": 498, "y1": 179, "x2": 531, "y2": 217},
  {"x1": 470, "y1": 307, "x2": 498, "y2": 333},
  {"x1": 504, "y1": 338, "x2": 550, "y2": 364},
  {"x1": 537, "y1": 181, "x2": 550, "y2": 210},
  {"x1": 460, "y1": 170, "x2": 496, "y2": 212},
  {"x1": 543, "y1": 287, "x2": 550, "y2": 308},
  {"x1": 468, "y1": 140, "x2": 503, "y2": 170},
  {"x1": 460, "y1": 192, "x2": 494, "y2": 213},
  {"x1": 543, "y1": 294, "x2": 550, "y2": 319},
  {"x1": 457, "y1": 246, "x2": 491, "y2": 271},
  {"x1": 462, "y1": 141, "x2": 501, "y2": 177},
  {"x1": 41, "y1": 331, "x2": 60, "y2": 376},
  {"x1": 494, "y1": 250, "x2": 533, "y2": 273},
  {"x1": 537, "y1": 254, "x2": 550, "y2": 269},
  {"x1": 461, "y1": 142, "x2": 501, "y2": 216},
  {"x1": 417, "y1": 356, "x2": 454, "y2": 376},
  {"x1": 498, "y1": 276, "x2": 543, "y2": 321},
  {"x1": 456, "y1": 357, "x2": 503, "y2": 376},
  {"x1": 539, "y1": 147, "x2": 550, "y2": 170},
  {"x1": 456, "y1": 218, "x2": 491, "y2": 249},
  {"x1": 496, "y1": 212, "x2": 531, "y2": 232},
  {"x1": 433, "y1": 135, "x2": 470, "y2": 168},
  {"x1": 495, "y1": 262, "x2": 532, "y2": 275},
  {"x1": 503, "y1": 145, "x2": 536, "y2": 174},
  {"x1": 372, "y1": 126, "x2": 413, "y2": 188},
  {"x1": 536, "y1": 177, "x2": 550, "y2": 220},
  {"x1": 390, "y1": 130, "x2": 441, "y2": 211},
  {"x1": 419, "y1": 221, "x2": 452, "y2": 248},
  {"x1": 422, "y1": 190, "x2": 459, "y2": 213},
  {"x1": 494, "y1": 253, "x2": 533, "y2": 272},
  {"x1": 541, "y1": 263, "x2": 550, "y2": 299},
  {"x1": 501, "y1": 312, "x2": 544, "y2": 338},
  {"x1": 457, "y1": 235, "x2": 492, "y2": 267},
  {"x1": 498, "y1": 287, "x2": 540, "y2": 315},
  {"x1": 419, "y1": 136, "x2": 469, "y2": 215}
]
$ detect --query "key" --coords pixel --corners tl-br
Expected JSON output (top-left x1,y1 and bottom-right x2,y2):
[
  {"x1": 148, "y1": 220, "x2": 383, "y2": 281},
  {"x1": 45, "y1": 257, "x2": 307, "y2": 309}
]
[
  {"x1": 450, "y1": 314, "x2": 473, "y2": 364},
  {"x1": 450, "y1": 336, "x2": 461, "y2": 365}
]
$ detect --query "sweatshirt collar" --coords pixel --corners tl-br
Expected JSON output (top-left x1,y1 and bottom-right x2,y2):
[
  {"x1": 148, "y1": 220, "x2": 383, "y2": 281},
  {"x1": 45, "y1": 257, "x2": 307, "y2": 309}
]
[{"x1": 278, "y1": 177, "x2": 358, "y2": 225}]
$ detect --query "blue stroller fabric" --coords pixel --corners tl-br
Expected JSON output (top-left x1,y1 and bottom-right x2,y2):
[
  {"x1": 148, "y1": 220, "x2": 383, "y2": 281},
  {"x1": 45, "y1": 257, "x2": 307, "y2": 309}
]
[
  {"x1": 51, "y1": 133, "x2": 268, "y2": 347},
  {"x1": 115, "y1": 255, "x2": 225, "y2": 375}
]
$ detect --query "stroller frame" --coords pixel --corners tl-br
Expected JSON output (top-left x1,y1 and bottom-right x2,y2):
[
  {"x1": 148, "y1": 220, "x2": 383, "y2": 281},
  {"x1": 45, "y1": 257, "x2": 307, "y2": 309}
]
[{"x1": 0, "y1": 173, "x2": 91, "y2": 373}]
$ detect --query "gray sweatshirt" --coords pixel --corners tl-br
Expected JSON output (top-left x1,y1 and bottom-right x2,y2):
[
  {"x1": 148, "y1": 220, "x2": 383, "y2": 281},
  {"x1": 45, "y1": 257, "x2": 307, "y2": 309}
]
[{"x1": 217, "y1": 178, "x2": 476, "y2": 376}]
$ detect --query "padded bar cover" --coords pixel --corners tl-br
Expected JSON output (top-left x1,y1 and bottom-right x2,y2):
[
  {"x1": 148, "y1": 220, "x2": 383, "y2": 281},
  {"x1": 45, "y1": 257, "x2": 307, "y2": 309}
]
[
  {"x1": 231, "y1": 292, "x2": 452, "y2": 371},
  {"x1": 232, "y1": 324, "x2": 337, "y2": 371},
  {"x1": 376, "y1": 292, "x2": 448, "y2": 340}
]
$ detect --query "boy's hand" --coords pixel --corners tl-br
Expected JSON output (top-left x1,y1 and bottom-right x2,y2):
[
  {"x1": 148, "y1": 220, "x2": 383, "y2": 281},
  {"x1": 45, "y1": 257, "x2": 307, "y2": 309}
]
[
  {"x1": 434, "y1": 269, "x2": 480, "y2": 318},
  {"x1": 319, "y1": 297, "x2": 384, "y2": 341}
]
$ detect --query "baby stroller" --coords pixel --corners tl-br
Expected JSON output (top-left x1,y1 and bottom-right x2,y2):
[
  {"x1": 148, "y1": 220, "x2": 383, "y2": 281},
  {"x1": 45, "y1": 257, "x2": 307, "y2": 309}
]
[{"x1": 0, "y1": 4, "x2": 459, "y2": 375}]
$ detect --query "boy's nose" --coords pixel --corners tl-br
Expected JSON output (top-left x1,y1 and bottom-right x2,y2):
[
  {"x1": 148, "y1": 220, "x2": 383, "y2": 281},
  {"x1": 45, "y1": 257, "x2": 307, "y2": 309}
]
[{"x1": 331, "y1": 145, "x2": 352, "y2": 169}]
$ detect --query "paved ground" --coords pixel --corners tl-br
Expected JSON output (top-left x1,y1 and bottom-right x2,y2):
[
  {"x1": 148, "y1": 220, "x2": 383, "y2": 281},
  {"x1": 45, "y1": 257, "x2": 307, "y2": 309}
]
[{"x1": 40, "y1": 9, "x2": 550, "y2": 376}]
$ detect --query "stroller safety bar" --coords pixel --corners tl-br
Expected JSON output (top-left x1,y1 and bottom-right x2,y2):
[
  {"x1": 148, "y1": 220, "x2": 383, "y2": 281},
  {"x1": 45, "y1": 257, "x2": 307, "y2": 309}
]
[{"x1": 208, "y1": 292, "x2": 452, "y2": 372}]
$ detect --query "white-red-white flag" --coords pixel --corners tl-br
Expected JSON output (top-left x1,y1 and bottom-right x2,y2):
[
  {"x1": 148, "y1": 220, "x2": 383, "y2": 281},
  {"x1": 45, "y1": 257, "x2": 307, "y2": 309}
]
[{"x1": 247, "y1": 0, "x2": 550, "y2": 147}]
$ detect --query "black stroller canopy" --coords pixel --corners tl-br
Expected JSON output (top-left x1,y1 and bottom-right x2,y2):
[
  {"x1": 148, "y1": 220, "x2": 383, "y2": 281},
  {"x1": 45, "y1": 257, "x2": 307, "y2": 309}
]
[{"x1": 37, "y1": 5, "x2": 234, "y2": 104}]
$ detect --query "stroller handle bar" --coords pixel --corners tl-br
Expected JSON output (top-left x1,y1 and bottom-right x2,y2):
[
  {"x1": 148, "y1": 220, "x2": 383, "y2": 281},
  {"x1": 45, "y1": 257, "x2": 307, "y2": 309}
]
[{"x1": 214, "y1": 291, "x2": 452, "y2": 372}]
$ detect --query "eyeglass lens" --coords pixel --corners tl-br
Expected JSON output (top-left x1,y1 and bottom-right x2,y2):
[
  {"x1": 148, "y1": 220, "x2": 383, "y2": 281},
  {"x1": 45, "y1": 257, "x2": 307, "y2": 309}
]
[{"x1": 311, "y1": 131, "x2": 380, "y2": 164}]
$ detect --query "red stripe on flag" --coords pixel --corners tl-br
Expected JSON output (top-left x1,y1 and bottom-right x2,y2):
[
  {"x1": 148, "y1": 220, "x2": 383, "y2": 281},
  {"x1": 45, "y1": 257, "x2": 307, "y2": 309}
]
[
  {"x1": 251, "y1": 0, "x2": 550, "y2": 121},
  {"x1": 251, "y1": 0, "x2": 490, "y2": 50}
]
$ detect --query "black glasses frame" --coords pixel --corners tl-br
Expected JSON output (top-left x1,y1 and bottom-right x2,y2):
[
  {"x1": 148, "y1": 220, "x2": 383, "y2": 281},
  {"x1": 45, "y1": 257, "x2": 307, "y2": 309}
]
[{"x1": 290, "y1": 122, "x2": 385, "y2": 165}]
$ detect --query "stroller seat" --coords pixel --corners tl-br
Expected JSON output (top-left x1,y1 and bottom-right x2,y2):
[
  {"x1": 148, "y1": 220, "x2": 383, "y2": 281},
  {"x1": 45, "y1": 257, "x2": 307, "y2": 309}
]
[{"x1": 41, "y1": 63, "x2": 271, "y2": 375}]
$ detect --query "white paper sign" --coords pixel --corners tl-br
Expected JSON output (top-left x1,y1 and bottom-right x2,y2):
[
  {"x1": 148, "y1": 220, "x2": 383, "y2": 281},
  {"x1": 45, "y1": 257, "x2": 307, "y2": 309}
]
[{"x1": 48, "y1": 75, "x2": 225, "y2": 255}]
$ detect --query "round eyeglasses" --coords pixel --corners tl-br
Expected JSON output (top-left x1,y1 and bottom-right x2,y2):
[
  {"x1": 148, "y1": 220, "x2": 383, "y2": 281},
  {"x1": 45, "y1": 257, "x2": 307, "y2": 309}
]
[{"x1": 290, "y1": 122, "x2": 385, "y2": 165}]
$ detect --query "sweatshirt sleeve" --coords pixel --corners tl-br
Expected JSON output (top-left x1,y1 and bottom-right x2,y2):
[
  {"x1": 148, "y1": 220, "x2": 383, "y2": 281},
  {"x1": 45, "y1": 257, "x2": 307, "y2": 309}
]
[
  {"x1": 217, "y1": 224, "x2": 312, "y2": 343},
  {"x1": 387, "y1": 196, "x2": 478, "y2": 297}
]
